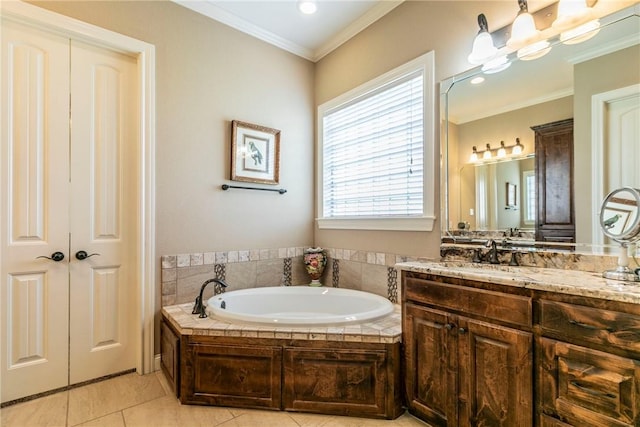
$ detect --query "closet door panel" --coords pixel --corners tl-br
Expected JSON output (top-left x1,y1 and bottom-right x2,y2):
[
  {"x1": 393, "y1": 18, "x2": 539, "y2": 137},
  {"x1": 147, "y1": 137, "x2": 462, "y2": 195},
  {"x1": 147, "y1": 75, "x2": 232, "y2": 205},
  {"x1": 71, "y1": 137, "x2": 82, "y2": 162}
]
[{"x1": 1, "y1": 20, "x2": 70, "y2": 403}]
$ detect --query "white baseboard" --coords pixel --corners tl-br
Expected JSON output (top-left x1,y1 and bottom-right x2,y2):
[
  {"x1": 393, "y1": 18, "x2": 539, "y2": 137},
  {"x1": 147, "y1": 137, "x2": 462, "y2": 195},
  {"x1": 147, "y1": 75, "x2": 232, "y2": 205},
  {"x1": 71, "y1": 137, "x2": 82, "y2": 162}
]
[{"x1": 154, "y1": 354, "x2": 161, "y2": 371}]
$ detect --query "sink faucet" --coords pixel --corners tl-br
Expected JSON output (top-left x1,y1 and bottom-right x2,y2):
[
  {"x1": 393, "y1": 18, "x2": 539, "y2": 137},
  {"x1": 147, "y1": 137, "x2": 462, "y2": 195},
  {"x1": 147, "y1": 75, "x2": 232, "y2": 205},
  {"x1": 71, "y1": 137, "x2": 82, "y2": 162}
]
[
  {"x1": 486, "y1": 239, "x2": 500, "y2": 264},
  {"x1": 192, "y1": 278, "x2": 228, "y2": 318}
]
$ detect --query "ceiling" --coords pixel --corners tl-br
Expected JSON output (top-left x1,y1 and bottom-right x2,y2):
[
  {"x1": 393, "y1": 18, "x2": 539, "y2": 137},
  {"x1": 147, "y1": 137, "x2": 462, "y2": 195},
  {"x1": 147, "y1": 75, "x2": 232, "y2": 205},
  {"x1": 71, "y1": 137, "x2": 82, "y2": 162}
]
[{"x1": 173, "y1": 0, "x2": 404, "y2": 62}]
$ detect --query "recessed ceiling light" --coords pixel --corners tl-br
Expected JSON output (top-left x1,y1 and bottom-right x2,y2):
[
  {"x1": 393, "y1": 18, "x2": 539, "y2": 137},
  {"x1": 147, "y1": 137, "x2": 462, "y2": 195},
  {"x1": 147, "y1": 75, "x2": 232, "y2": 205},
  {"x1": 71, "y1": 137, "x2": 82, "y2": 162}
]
[
  {"x1": 298, "y1": 0, "x2": 317, "y2": 15},
  {"x1": 470, "y1": 76, "x2": 485, "y2": 85}
]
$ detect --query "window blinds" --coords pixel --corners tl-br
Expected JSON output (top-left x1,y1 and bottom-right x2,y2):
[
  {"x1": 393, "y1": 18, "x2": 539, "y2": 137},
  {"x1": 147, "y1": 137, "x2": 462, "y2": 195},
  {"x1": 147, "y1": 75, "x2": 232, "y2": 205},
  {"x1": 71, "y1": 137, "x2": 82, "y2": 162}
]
[{"x1": 322, "y1": 71, "x2": 424, "y2": 218}]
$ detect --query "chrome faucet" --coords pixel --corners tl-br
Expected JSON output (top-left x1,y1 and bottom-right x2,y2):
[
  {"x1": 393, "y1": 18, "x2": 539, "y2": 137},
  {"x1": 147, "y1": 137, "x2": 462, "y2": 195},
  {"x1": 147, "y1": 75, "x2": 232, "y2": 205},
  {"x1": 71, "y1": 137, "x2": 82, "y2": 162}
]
[{"x1": 192, "y1": 278, "x2": 228, "y2": 318}]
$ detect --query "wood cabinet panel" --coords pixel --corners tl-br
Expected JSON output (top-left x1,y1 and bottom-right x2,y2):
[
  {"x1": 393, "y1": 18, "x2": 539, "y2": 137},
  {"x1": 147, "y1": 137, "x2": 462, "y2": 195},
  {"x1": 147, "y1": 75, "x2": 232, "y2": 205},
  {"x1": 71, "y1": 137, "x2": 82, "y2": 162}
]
[
  {"x1": 533, "y1": 118, "x2": 575, "y2": 243},
  {"x1": 404, "y1": 303, "x2": 457, "y2": 426},
  {"x1": 160, "y1": 320, "x2": 180, "y2": 397},
  {"x1": 283, "y1": 346, "x2": 400, "y2": 419},
  {"x1": 459, "y1": 318, "x2": 533, "y2": 427},
  {"x1": 182, "y1": 342, "x2": 282, "y2": 409},
  {"x1": 405, "y1": 277, "x2": 532, "y2": 328},
  {"x1": 538, "y1": 337, "x2": 640, "y2": 427},
  {"x1": 540, "y1": 300, "x2": 640, "y2": 355}
]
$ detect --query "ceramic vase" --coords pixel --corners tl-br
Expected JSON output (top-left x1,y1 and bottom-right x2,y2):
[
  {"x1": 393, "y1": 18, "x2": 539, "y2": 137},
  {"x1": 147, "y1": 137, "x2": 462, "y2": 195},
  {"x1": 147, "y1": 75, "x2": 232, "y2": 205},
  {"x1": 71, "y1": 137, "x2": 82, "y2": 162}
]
[{"x1": 303, "y1": 247, "x2": 327, "y2": 287}]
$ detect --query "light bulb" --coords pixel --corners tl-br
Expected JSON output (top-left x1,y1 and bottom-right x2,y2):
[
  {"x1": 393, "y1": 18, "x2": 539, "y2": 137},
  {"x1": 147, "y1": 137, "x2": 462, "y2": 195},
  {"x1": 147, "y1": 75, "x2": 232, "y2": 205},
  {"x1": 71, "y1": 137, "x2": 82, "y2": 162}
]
[
  {"x1": 497, "y1": 141, "x2": 507, "y2": 158},
  {"x1": 512, "y1": 138, "x2": 523, "y2": 155},
  {"x1": 483, "y1": 144, "x2": 492, "y2": 160},
  {"x1": 470, "y1": 146, "x2": 479, "y2": 162}
]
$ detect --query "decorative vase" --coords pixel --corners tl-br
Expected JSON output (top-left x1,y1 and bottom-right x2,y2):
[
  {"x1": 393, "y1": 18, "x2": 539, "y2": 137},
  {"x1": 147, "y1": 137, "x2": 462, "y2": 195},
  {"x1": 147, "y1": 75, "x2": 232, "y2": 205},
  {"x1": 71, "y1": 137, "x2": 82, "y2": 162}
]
[{"x1": 303, "y1": 247, "x2": 327, "y2": 287}]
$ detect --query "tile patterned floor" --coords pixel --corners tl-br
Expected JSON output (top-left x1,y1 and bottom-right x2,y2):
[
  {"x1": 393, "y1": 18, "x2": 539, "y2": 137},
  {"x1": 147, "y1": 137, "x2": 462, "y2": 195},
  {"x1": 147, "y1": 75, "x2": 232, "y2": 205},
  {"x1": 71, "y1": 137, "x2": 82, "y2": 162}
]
[{"x1": 0, "y1": 372, "x2": 428, "y2": 427}]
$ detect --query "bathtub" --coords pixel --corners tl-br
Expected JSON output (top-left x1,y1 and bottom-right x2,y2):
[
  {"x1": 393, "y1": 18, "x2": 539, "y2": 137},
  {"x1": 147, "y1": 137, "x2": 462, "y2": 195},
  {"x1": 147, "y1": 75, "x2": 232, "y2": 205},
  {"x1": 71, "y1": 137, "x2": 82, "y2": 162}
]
[{"x1": 206, "y1": 286, "x2": 394, "y2": 326}]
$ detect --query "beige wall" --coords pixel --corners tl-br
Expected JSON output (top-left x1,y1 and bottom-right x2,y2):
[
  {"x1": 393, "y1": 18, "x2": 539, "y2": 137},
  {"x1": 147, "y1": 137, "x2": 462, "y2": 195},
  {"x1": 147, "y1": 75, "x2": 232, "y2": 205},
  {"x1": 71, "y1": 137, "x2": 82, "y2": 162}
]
[{"x1": 30, "y1": 0, "x2": 315, "y2": 352}]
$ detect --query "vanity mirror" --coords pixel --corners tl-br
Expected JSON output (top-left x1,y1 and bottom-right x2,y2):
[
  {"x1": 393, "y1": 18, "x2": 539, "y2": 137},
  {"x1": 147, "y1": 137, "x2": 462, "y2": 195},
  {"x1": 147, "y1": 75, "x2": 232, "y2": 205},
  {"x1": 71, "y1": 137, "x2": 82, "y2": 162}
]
[
  {"x1": 442, "y1": 4, "x2": 640, "y2": 250},
  {"x1": 600, "y1": 187, "x2": 640, "y2": 281}
]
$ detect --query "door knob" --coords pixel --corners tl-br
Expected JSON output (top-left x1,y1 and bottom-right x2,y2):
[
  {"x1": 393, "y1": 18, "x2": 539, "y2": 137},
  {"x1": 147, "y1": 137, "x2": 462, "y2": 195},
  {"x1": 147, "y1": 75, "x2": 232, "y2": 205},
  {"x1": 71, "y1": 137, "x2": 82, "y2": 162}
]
[
  {"x1": 75, "y1": 251, "x2": 100, "y2": 260},
  {"x1": 36, "y1": 251, "x2": 65, "y2": 262}
]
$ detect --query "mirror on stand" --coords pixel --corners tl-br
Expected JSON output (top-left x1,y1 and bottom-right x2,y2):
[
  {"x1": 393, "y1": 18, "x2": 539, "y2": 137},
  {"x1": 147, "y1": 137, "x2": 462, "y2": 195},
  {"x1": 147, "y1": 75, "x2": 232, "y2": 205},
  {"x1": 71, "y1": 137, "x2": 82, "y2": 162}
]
[{"x1": 600, "y1": 187, "x2": 640, "y2": 282}]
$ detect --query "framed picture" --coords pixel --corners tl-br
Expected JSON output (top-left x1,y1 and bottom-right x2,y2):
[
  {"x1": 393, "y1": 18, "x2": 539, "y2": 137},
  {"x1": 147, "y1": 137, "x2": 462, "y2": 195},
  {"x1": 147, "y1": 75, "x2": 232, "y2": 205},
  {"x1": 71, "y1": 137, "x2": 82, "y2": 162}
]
[
  {"x1": 231, "y1": 120, "x2": 280, "y2": 184},
  {"x1": 506, "y1": 182, "x2": 517, "y2": 208}
]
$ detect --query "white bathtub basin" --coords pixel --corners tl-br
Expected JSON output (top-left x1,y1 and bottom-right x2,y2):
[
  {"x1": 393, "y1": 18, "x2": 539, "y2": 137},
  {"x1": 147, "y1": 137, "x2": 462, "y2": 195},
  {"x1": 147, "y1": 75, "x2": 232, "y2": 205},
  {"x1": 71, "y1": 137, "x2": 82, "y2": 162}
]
[{"x1": 206, "y1": 286, "x2": 394, "y2": 327}]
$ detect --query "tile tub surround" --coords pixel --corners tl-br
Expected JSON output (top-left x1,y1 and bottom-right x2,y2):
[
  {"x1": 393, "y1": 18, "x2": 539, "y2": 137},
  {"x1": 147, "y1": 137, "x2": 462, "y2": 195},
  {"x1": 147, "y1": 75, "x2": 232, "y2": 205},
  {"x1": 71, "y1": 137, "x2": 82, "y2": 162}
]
[
  {"x1": 162, "y1": 303, "x2": 402, "y2": 344},
  {"x1": 396, "y1": 261, "x2": 640, "y2": 304},
  {"x1": 161, "y1": 247, "x2": 426, "y2": 307}
]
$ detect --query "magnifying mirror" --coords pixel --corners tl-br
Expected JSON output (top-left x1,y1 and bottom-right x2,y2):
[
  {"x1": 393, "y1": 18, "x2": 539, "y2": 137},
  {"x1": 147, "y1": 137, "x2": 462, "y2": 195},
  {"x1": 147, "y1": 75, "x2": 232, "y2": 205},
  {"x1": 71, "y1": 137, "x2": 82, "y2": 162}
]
[{"x1": 600, "y1": 187, "x2": 640, "y2": 282}]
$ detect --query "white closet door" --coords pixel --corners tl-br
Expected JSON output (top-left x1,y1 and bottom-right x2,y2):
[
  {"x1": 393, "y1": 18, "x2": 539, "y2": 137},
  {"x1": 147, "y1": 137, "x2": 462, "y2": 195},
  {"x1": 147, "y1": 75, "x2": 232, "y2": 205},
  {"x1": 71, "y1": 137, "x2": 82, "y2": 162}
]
[
  {"x1": 0, "y1": 20, "x2": 71, "y2": 402},
  {"x1": 1, "y1": 21, "x2": 139, "y2": 403},
  {"x1": 68, "y1": 40, "x2": 138, "y2": 384}
]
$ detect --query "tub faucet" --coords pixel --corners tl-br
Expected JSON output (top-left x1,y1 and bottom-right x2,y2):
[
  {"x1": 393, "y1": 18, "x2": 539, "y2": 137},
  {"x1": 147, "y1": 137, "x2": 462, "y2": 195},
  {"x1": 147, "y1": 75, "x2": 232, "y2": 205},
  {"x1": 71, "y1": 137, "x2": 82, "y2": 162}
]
[{"x1": 192, "y1": 278, "x2": 228, "y2": 318}]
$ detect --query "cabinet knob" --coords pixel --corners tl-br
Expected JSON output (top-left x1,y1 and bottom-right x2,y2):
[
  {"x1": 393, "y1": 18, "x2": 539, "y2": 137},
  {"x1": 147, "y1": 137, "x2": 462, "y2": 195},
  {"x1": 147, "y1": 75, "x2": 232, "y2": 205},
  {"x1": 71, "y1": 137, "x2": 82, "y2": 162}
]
[
  {"x1": 444, "y1": 323, "x2": 454, "y2": 331},
  {"x1": 458, "y1": 327, "x2": 467, "y2": 334}
]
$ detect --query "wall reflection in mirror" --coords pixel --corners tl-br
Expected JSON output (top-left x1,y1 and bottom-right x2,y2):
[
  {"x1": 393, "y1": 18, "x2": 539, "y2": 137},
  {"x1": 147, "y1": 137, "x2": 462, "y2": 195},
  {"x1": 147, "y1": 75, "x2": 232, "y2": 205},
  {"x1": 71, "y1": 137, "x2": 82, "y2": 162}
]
[{"x1": 442, "y1": 4, "x2": 640, "y2": 252}]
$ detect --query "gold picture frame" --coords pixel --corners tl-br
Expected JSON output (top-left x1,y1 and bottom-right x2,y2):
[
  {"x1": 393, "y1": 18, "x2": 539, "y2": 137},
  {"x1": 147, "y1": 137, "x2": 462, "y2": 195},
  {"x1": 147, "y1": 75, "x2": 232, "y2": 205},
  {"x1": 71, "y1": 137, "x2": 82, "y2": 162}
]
[{"x1": 230, "y1": 120, "x2": 280, "y2": 184}]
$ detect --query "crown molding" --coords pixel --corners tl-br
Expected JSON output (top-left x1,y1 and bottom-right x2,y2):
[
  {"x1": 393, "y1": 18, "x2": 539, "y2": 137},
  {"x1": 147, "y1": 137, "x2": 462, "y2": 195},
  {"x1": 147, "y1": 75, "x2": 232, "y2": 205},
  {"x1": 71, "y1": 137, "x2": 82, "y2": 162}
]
[
  {"x1": 312, "y1": 1, "x2": 404, "y2": 62},
  {"x1": 172, "y1": 0, "x2": 404, "y2": 62}
]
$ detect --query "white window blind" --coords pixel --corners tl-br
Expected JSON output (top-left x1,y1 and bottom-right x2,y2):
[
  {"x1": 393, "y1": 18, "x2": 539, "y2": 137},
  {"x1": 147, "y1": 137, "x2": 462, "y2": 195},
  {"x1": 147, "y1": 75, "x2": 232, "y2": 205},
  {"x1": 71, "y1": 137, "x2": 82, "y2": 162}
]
[
  {"x1": 321, "y1": 72, "x2": 424, "y2": 218},
  {"x1": 524, "y1": 170, "x2": 536, "y2": 224}
]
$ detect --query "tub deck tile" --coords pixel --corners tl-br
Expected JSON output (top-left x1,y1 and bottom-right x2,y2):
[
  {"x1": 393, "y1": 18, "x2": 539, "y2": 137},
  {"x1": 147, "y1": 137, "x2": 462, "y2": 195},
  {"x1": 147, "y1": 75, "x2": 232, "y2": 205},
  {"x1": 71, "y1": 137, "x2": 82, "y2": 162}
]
[{"x1": 161, "y1": 303, "x2": 402, "y2": 343}]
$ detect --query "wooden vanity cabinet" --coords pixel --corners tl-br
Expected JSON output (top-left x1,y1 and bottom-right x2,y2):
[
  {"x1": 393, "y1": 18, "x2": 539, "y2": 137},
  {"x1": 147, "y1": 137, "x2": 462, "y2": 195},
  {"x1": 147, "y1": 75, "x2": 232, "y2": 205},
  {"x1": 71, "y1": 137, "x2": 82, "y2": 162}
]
[
  {"x1": 537, "y1": 299, "x2": 640, "y2": 427},
  {"x1": 532, "y1": 118, "x2": 575, "y2": 244},
  {"x1": 403, "y1": 273, "x2": 533, "y2": 426},
  {"x1": 402, "y1": 270, "x2": 640, "y2": 427}
]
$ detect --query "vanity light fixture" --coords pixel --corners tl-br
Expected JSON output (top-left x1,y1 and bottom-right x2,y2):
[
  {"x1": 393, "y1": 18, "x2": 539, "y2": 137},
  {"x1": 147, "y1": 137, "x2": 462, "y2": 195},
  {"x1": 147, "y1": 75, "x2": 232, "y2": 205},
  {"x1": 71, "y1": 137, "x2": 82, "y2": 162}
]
[
  {"x1": 468, "y1": 14, "x2": 498, "y2": 64},
  {"x1": 470, "y1": 146, "x2": 479, "y2": 162},
  {"x1": 483, "y1": 143, "x2": 492, "y2": 160},
  {"x1": 507, "y1": 0, "x2": 551, "y2": 60},
  {"x1": 512, "y1": 138, "x2": 524, "y2": 155},
  {"x1": 469, "y1": 138, "x2": 524, "y2": 163},
  {"x1": 467, "y1": 14, "x2": 512, "y2": 74},
  {"x1": 497, "y1": 141, "x2": 507, "y2": 158},
  {"x1": 298, "y1": 0, "x2": 317, "y2": 15},
  {"x1": 553, "y1": 0, "x2": 600, "y2": 44}
]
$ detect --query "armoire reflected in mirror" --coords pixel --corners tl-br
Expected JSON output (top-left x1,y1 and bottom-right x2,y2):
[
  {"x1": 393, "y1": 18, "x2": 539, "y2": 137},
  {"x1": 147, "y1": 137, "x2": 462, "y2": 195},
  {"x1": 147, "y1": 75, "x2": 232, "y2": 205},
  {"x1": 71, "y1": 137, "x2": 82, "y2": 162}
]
[{"x1": 442, "y1": 5, "x2": 640, "y2": 250}]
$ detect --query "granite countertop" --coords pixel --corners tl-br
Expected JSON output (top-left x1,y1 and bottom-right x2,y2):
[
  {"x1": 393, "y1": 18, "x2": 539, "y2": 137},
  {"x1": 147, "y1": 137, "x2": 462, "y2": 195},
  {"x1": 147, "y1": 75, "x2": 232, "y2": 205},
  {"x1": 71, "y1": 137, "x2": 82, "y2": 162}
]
[
  {"x1": 395, "y1": 261, "x2": 640, "y2": 305},
  {"x1": 162, "y1": 303, "x2": 402, "y2": 343}
]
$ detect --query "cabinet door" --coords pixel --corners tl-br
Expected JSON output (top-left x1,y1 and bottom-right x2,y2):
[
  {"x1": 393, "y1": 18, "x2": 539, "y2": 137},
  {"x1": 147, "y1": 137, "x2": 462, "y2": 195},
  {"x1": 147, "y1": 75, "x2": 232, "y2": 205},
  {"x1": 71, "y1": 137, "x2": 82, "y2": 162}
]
[
  {"x1": 404, "y1": 303, "x2": 457, "y2": 426},
  {"x1": 538, "y1": 337, "x2": 640, "y2": 427},
  {"x1": 458, "y1": 317, "x2": 533, "y2": 427},
  {"x1": 283, "y1": 347, "x2": 398, "y2": 419},
  {"x1": 181, "y1": 342, "x2": 282, "y2": 409},
  {"x1": 533, "y1": 118, "x2": 575, "y2": 243}
]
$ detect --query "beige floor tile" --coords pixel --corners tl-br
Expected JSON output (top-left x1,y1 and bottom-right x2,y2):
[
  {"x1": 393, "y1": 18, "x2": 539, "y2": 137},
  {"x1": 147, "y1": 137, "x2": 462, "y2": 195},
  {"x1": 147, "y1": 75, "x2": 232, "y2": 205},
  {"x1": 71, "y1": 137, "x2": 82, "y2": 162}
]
[
  {"x1": 123, "y1": 395, "x2": 235, "y2": 426},
  {"x1": 67, "y1": 373, "x2": 166, "y2": 426},
  {"x1": 289, "y1": 411, "x2": 430, "y2": 427},
  {"x1": 0, "y1": 392, "x2": 68, "y2": 427},
  {"x1": 217, "y1": 409, "x2": 300, "y2": 427},
  {"x1": 73, "y1": 411, "x2": 125, "y2": 427}
]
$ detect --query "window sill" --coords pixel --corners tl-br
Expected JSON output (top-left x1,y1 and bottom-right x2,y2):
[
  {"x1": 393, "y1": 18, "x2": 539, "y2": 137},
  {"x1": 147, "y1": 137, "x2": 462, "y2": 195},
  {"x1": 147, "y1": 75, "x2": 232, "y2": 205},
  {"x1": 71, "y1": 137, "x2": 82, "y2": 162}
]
[{"x1": 316, "y1": 216, "x2": 436, "y2": 232}]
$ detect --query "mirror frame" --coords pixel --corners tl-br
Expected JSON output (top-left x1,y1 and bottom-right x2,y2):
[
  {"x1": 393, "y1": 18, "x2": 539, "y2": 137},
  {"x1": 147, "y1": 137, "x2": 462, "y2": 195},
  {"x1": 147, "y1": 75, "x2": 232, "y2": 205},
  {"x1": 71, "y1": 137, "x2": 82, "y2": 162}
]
[
  {"x1": 600, "y1": 187, "x2": 640, "y2": 243},
  {"x1": 440, "y1": 5, "x2": 640, "y2": 250}
]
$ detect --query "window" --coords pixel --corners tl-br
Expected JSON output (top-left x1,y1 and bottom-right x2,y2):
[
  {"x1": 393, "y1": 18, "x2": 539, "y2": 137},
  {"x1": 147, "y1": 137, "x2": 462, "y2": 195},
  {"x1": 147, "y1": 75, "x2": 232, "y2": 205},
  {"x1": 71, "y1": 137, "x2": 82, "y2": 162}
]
[
  {"x1": 317, "y1": 52, "x2": 435, "y2": 231},
  {"x1": 523, "y1": 170, "x2": 535, "y2": 225}
]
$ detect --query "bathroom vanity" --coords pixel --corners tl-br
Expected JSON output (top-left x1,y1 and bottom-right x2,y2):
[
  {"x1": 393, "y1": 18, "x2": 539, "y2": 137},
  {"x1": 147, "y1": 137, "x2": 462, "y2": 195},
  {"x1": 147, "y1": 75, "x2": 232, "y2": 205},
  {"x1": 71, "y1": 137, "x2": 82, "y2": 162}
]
[{"x1": 397, "y1": 262, "x2": 640, "y2": 427}]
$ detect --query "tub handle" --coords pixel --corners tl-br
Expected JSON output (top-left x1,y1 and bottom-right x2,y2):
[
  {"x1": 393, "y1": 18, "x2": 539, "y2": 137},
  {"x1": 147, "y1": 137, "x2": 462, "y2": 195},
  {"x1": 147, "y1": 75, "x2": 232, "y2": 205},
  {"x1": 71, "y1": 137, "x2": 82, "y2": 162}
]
[{"x1": 220, "y1": 300, "x2": 226, "y2": 309}]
